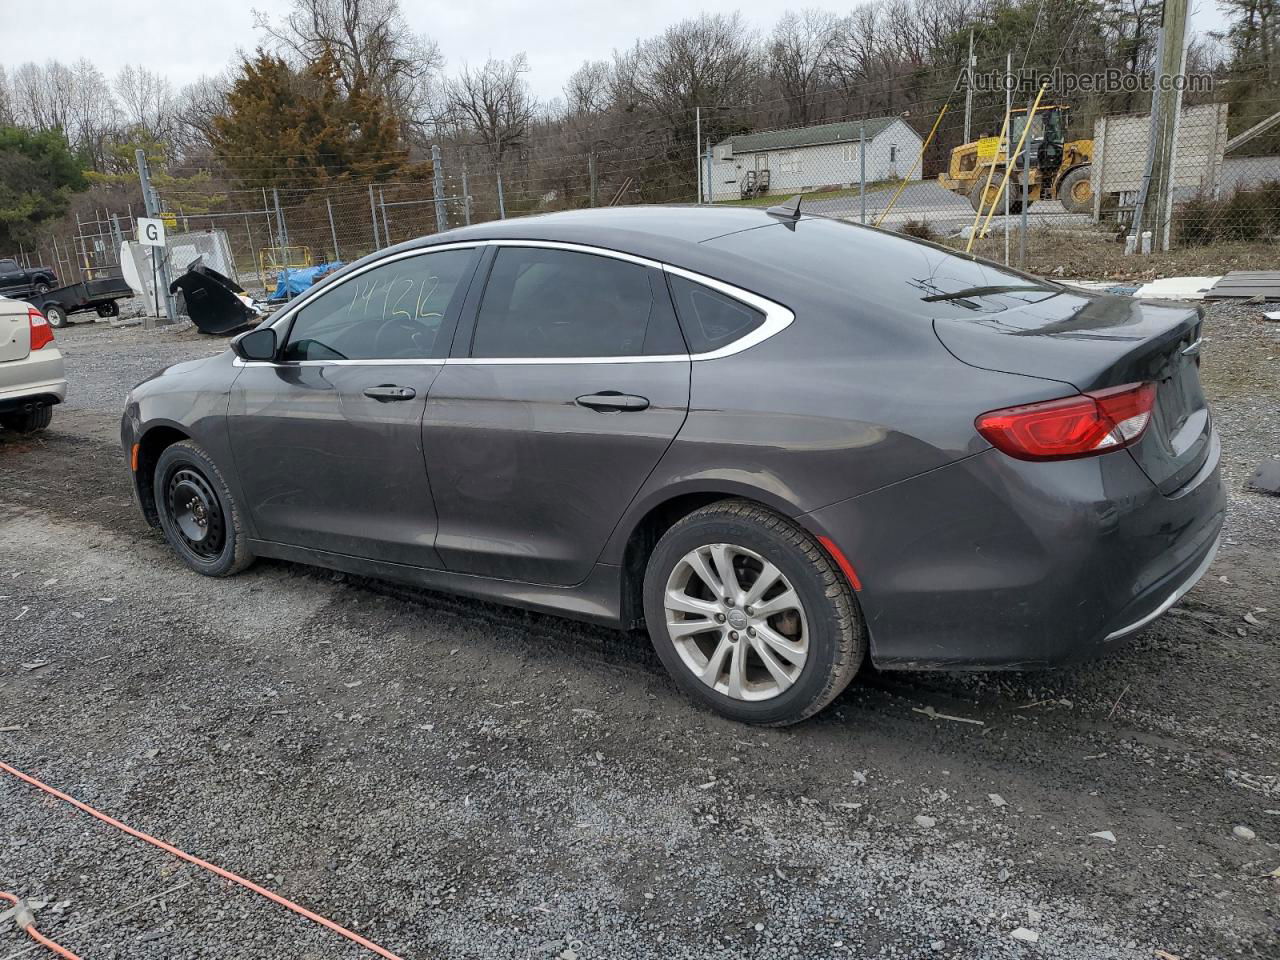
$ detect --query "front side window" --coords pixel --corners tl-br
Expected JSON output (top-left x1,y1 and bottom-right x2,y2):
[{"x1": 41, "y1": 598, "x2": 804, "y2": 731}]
[
  {"x1": 471, "y1": 247, "x2": 655, "y2": 358},
  {"x1": 282, "y1": 248, "x2": 475, "y2": 361}
]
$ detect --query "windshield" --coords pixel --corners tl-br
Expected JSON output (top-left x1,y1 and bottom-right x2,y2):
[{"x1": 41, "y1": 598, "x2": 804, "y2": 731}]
[{"x1": 705, "y1": 216, "x2": 1062, "y2": 318}]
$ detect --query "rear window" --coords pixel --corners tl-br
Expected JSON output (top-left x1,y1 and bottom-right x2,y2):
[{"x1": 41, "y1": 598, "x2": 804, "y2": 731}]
[{"x1": 705, "y1": 217, "x2": 1062, "y2": 318}]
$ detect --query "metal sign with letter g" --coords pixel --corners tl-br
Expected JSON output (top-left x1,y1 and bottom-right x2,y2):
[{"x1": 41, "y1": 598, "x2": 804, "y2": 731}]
[{"x1": 138, "y1": 217, "x2": 166, "y2": 247}]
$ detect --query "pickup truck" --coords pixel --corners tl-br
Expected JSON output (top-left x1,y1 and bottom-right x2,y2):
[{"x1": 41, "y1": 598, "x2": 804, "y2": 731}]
[{"x1": 0, "y1": 257, "x2": 58, "y2": 298}]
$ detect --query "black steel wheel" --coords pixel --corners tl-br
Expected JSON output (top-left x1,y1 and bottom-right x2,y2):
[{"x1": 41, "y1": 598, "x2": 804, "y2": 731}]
[
  {"x1": 97, "y1": 300, "x2": 120, "y2": 318},
  {"x1": 165, "y1": 466, "x2": 226, "y2": 560},
  {"x1": 153, "y1": 440, "x2": 254, "y2": 576}
]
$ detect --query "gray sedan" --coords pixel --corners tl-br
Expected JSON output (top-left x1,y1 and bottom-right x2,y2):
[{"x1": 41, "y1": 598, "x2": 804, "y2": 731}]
[{"x1": 121, "y1": 206, "x2": 1223, "y2": 725}]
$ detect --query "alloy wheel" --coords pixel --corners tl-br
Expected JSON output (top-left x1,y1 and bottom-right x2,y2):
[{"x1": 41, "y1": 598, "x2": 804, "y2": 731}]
[{"x1": 663, "y1": 542, "x2": 809, "y2": 702}]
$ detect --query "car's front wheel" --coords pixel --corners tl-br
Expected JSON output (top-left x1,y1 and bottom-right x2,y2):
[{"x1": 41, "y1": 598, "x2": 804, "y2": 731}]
[
  {"x1": 154, "y1": 440, "x2": 254, "y2": 577},
  {"x1": 643, "y1": 500, "x2": 864, "y2": 725}
]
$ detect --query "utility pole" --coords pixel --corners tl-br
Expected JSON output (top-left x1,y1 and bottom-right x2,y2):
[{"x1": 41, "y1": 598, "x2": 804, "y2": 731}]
[
  {"x1": 705, "y1": 144, "x2": 713, "y2": 205},
  {"x1": 964, "y1": 29, "x2": 975, "y2": 143},
  {"x1": 135, "y1": 148, "x2": 175, "y2": 328},
  {"x1": 1020, "y1": 91, "x2": 1034, "y2": 267},
  {"x1": 1147, "y1": 0, "x2": 1191, "y2": 252},
  {"x1": 431, "y1": 144, "x2": 448, "y2": 232},
  {"x1": 272, "y1": 187, "x2": 291, "y2": 299},
  {"x1": 1004, "y1": 53, "x2": 1012, "y2": 265},
  {"x1": 859, "y1": 120, "x2": 867, "y2": 224},
  {"x1": 589, "y1": 153, "x2": 598, "y2": 207},
  {"x1": 695, "y1": 106, "x2": 702, "y2": 203}
]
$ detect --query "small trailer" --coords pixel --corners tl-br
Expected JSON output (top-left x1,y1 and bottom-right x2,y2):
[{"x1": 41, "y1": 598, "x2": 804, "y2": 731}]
[{"x1": 28, "y1": 275, "x2": 134, "y2": 328}]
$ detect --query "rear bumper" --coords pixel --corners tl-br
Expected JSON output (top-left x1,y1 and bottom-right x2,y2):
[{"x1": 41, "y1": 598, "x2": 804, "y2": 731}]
[
  {"x1": 0, "y1": 351, "x2": 67, "y2": 412},
  {"x1": 802, "y1": 430, "x2": 1225, "y2": 670}
]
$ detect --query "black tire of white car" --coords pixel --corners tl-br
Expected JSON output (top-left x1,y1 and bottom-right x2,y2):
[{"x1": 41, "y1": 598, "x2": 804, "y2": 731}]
[
  {"x1": 642, "y1": 499, "x2": 865, "y2": 726},
  {"x1": 0, "y1": 405, "x2": 53, "y2": 434},
  {"x1": 154, "y1": 440, "x2": 254, "y2": 577}
]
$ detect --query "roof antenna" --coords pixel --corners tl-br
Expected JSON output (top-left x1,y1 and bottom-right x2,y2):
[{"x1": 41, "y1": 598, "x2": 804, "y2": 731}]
[{"x1": 766, "y1": 195, "x2": 803, "y2": 221}]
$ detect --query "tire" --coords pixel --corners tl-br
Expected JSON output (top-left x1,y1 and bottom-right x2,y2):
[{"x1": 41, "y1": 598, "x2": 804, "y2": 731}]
[
  {"x1": 967, "y1": 180, "x2": 1024, "y2": 215},
  {"x1": 642, "y1": 499, "x2": 865, "y2": 725},
  {"x1": 1058, "y1": 165, "x2": 1094, "y2": 214},
  {"x1": 154, "y1": 440, "x2": 254, "y2": 577},
  {"x1": 34, "y1": 281, "x2": 51, "y2": 295},
  {"x1": 97, "y1": 300, "x2": 119, "y2": 318},
  {"x1": 0, "y1": 405, "x2": 53, "y2": 434},
  {"x1": 43, "y1": 303, "x2": 68, "y2": 328}
]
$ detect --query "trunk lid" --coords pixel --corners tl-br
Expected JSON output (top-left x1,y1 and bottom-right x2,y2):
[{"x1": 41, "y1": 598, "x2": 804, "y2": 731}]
[
  {"x1": 0, "y1": 301, "x2": 30, "y2": 362},
  {"x1": 935, "y1": 292, "x2": 1210, "y2": 494}
]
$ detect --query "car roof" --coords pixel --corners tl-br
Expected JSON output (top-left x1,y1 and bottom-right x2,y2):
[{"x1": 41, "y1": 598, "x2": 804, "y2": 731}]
[{"x1": 401, "y1": 205, "x2": 788, "y2": 264}]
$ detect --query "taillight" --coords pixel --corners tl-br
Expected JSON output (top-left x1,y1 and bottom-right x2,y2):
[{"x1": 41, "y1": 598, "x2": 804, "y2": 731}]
[
  {"x1": 976, "y1": 382, "x2": 1157, "y2": 461},
  {"x1": 28, "y1": 307, "x2": 54, "y2": 350}
]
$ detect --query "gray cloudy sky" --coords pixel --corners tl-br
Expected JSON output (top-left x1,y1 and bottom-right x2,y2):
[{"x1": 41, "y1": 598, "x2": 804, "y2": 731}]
[{"x1": 7, "y1": 0, "x2": 1232, "y2": 103}]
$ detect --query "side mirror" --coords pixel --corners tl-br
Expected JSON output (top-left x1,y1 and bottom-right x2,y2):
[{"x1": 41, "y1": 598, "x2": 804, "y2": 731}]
[{"x1": 231, "y1": 327, "x2": 277, "y2": 362}]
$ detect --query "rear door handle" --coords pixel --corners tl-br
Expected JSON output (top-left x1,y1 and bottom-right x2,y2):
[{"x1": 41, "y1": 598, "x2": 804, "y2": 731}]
[
  {"x1": 575, "y1": 392, "x2": 650, "y2": 412},
  {"x1": 363, "y1": 384, "x2": 417, "y2": 402}
]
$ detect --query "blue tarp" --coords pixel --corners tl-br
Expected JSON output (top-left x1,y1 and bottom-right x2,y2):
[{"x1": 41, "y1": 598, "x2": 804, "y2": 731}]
[{"x1": 272, "y1": 262, "x2": 343, "y2": 299}]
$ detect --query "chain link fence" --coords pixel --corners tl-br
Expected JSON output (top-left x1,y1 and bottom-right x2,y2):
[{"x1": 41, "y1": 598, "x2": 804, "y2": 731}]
[{"x1": 12, "y1": 74, "x2": 1280, "y2": 299}]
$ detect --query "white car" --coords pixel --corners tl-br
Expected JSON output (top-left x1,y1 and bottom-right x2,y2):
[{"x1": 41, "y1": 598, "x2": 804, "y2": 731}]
[{"x1": 0, "y1": 296, "x2": 66, "y2": 433}]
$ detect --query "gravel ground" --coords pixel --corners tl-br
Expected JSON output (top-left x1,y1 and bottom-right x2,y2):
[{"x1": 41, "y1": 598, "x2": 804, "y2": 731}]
[{"x1": 1, "y1": 309, "x2": 1277, "y2": 959}]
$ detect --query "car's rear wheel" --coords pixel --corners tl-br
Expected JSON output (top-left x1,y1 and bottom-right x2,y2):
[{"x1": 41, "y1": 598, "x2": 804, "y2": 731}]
[
  {"x1": 154, "y1": 440, "x2": 254, "y2": 577},
  {"x1": 0, "y1": 405, "x2": 53, "y2": 434},
  {"x1": 643, "y1": 499, "x2": 864, "y2": 725}
]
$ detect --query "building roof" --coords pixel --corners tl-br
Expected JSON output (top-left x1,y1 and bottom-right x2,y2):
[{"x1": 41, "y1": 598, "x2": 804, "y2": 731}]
[{"x1": 724, "y1": 117, "x2": 905, "y2": 154}]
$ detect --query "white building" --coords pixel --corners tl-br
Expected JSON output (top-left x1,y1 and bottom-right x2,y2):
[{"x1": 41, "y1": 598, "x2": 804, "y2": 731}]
[{"x1": 705, "y1": 117, "x2": 923, "y2": 202}]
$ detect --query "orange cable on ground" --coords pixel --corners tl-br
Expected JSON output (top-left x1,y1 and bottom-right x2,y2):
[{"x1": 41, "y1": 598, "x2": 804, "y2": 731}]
[
  {"x1": 0, "y1": 760, "x2": 405, "y2": 960},
  {"x1": 0, "y1": 890, "x2": 84, "y2": 960}
]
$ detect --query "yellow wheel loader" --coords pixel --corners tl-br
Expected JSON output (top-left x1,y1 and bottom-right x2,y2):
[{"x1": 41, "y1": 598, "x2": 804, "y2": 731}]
[{"x1": 939, "y1": 104, "x2": 1094, "y2": 215}]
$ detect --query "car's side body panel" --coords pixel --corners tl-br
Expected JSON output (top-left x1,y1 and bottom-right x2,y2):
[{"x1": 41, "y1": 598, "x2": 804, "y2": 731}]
[
  {"x1": 226, "y1": 360, "x2": 448, "y2": 567},
  {"x1": 424, "y1": 358, "x2": 691, "y2": 585}
]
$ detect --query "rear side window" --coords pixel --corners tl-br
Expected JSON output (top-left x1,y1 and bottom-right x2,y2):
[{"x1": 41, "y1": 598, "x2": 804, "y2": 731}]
[
  {"x1": 471, "y1": 247, "x2": 655, "y2": 358},
  {"x1": 666, "y1": 275, "x2": 764, "y2": 353}
]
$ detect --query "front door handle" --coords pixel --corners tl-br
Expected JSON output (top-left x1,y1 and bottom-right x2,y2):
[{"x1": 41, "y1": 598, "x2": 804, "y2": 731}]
[
  {"x1": 363, "y1": 384, "x2": 417, "y2": 402},
  {"x1": 575, "y1": 392, "x2": 650, "y2": 412}
]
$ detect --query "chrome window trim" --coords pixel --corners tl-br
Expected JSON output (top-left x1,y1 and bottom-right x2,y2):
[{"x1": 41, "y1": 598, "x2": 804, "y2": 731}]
[{"x1": 243, "y1": 237, "x2": 794, "y2": 368}]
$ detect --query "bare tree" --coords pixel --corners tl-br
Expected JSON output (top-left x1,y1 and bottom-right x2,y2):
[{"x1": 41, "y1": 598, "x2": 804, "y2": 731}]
[
  {"x1": 0, "y1": 66, "x2": 13, "y2": 126},
  {"x1": 565, "y1": 60, "x2": 612, "y2": 117},
  {"x1": 445, "y1": 54, "x2": 536, "y2": 163},
  {"x1": 627, "y1": 13, "x2": 759, "y2": 129},
  {"x1": 115, "y1": 65, "x2": 175, "y2": 143},
  {"x1": 254, "y1": 0, "x2": 443, "y2": 136},
  {"x1": 9, "y1": 59, "x2": 117, "y2": 167},
  {"x1": 769, "y1": 9, "x2": 839, "y2": 125}
]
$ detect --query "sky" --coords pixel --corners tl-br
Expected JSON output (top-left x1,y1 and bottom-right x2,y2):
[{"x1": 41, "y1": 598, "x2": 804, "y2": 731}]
[{"x1": 5, "y1": 0, "x2": 1234, "y2": 104}]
